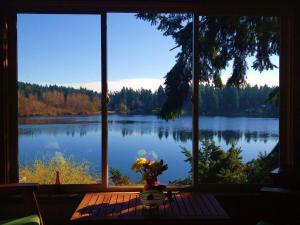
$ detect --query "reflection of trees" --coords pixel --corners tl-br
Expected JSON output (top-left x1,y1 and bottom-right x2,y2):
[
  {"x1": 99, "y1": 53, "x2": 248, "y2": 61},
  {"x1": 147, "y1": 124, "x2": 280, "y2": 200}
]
[
  {"x1": 19, "y1": 124, "x2": 100, "y2": 137},
  {"x1": 19, "y1": 123, "x2": 279, "y2": 144},
  {"x1": 200, "y1": 130, "x2": 215, "y2": 141},
  {"x1": 121, "y1": 128, "x2": 134, "y2": 137},
  {"x1": 164, "y1": 128, "x2": 169, "y2": 139},
  {"x1": 245, "y1": 131, "x2": 259, "y2": 143},
  {"x1": 220, "y1": 130, "x2": 242, "y2": 145},
  {"x1": 158, "y1": 127, "x2": 164, "y2": 140},
  {"x1": 172, "y1": 129, "x2": 192, "y2": 143}
]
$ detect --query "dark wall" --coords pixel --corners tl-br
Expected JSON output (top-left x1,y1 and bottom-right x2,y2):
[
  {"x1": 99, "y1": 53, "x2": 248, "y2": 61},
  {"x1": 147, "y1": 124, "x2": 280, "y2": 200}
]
[
  {"x1": 293, "y1": 11, "x2": 300, "y2": 178},
  {"x1": 0, "y1": 0, "x2": 299, "y2": 184}
]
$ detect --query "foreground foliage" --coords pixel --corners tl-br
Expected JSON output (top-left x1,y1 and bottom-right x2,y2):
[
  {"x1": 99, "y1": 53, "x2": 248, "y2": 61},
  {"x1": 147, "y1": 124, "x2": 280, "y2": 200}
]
[
  {"x1": 19, "y1": 141, "x2": 277, "y2": 185},
  {"x1": 176, "y1": 140, "x2": 276, "y2": 184},
  {"x1": 20, "y1": 154, "x2": 97, "y2": 184},
  {"x1": 111, "y1": 140, "x2": 277, "y2": 185}
]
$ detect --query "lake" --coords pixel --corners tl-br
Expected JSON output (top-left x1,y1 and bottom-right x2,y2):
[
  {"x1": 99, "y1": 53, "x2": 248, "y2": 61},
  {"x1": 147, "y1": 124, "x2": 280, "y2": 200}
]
[{"x1": 18, "y1": 115, "x2": 279, "y2": 183}]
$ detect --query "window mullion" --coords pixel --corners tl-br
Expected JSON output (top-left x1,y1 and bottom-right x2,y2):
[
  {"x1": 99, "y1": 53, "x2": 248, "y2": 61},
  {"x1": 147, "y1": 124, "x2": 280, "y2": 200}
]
[
  {"x1": 192, "y1": 13, "x2": 200, "y2": 187},
  {"x1": 101, "y1": 12, "x2": 108, "y2": 189}
]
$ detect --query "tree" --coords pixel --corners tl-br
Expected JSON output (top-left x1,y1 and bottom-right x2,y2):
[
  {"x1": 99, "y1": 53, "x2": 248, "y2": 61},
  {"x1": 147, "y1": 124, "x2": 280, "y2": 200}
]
[
  {"x1": 119, "y1": 101, "x2": 129, "y2": 114},
  {"x1": 220, "y1": 86, "x2": 239, "y2": 113},
  {"x1": 179, "y1": 140, "x2": 246, "y2": 184},
  {"x1": 91, "y1": 96, "x2": 101, "y2": 112},
  {"x1": 43, "y1": 90, "x2": 65, "y2": 108},
  {"x1": 66, "y1": 93, "x2": 91, "y2": 114},
  {"x1": 136, "y1": 14, "x2": 280, "y2": 119}
]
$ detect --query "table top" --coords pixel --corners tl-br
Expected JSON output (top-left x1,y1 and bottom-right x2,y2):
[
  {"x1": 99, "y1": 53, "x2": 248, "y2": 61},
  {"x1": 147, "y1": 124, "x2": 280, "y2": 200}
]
[{"x1": 71, "y1": 192, "x2": 228, "y2": 222}]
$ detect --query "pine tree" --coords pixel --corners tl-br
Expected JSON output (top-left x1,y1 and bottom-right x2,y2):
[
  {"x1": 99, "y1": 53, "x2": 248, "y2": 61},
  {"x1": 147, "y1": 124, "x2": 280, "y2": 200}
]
[{"x1": 136, "y1": 14, "x2": 279, "y2": 119}]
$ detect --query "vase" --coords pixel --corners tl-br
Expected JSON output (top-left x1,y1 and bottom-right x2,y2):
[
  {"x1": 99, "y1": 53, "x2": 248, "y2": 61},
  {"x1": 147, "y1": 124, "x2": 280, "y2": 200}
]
[
  {"x1": 140, "y1": 190, "x2": 165, "y2": 207},
  {"x1": 143, "y1": 176, "x2": 160, "y2": 190}
]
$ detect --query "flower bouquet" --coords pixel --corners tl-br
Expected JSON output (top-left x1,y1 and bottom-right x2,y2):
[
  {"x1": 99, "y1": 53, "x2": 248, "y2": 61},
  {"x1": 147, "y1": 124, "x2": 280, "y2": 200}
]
[
  {"x1": 131, "y1": 157, "x2": 168, "y2": 190},
  {"x1": 131, "y1": 157, "x2": 168, "y2": 207}
]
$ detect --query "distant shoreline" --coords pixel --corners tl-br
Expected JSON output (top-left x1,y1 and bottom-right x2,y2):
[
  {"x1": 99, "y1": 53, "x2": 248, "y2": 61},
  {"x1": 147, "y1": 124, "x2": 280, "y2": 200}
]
[
  {"x1": 18, "y1": 111, "x2": 279, "y2": 118},
  {"x1": 18, "y1": 113, "x2": 279, "y2": 125}
]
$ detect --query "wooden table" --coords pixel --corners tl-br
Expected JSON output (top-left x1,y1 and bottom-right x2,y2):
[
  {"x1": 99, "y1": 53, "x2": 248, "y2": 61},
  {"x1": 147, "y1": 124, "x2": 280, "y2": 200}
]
[{"x1": 71, "y1": 192, "x2": 229, "y2": 225}]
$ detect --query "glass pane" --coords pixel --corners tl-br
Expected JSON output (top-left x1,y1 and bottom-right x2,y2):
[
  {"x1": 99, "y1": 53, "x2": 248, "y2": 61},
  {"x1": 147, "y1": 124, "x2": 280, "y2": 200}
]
[
  {"x1": 107, "y1": 13, "x2": 192, "y2": 186},
  {"x1": 197, "y1": 16, "x2": 280, "y2": 184},
  {"x1": 17, "y1": 14, "x2": 102, "y2": 184}
]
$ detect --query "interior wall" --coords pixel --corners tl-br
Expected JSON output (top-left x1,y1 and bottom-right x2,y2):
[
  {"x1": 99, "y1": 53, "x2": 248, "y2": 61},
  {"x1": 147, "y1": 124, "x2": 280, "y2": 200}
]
[
  {"x1": 293, "y1": 11, "x2": 300, "y2": 179},
  {"x1": 0, "y1": 0, "x2": 298, "y2": 185},
  {"x1": 0, "y1": 3, "x2": 8, "y2": 184}
]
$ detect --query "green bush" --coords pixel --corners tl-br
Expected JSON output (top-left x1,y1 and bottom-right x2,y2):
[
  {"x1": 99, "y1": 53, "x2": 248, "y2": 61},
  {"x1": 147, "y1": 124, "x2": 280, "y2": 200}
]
[{"x1": 110, "y1": 140, "x2": 276, "y2": 186}]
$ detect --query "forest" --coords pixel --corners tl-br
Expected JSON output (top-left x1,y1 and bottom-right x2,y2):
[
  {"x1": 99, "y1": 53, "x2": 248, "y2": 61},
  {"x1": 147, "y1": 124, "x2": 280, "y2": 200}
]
[{"x1": 18, "y1": 82, "x2": 279, "y2": 117}]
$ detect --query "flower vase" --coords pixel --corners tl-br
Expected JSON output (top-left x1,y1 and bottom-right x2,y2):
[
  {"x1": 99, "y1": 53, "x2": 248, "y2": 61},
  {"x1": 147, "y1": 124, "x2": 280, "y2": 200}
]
[{"x1": 144, "y1": 176, "x2": 160, "y2": 191}]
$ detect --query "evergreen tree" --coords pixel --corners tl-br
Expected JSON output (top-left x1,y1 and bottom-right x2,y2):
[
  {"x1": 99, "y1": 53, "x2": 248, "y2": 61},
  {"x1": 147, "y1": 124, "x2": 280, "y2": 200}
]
[{"x1": 136, "y1": 14, "x2": 280, "y2": 119}]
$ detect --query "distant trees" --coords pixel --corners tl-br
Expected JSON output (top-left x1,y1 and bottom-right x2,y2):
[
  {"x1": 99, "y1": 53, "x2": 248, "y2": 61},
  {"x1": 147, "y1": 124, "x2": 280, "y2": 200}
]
[
  {"x1": 43, "y1": 90, "x2": 64, "y2": 108},
  {"x1": 66, "y1": 93, "x2": 95, "y2": 114},
  {"x1": 18, "y1": 82, "x2": 101, "y2": 116},
  {"x1": 18, "y1": 82, "x2": 278, "y2": 117},
  {"x1": 108, "y1": 86, "x2": 166, "y2": 115},
  {"x1": 198, "y1": 85, "x2": 278, "y2": 117}
]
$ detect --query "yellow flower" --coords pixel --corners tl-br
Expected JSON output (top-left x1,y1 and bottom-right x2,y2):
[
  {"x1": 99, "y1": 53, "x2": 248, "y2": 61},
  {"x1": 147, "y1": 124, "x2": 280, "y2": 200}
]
[
  {"x1": 136, "y1": 157, "x2": 148, "y2": 165},
  {"x1": 149, "y1": 161, "x2": 162, "y2": 171},
  {"x1": 131, "y1": 157, "x2": 148, "y2": 172}
]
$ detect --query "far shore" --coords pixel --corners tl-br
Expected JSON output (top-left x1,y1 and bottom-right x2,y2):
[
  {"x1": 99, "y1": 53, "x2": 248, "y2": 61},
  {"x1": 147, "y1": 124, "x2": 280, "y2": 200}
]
[{"x1": 18, "y1": 113, "x2": 279, "y2": 125}]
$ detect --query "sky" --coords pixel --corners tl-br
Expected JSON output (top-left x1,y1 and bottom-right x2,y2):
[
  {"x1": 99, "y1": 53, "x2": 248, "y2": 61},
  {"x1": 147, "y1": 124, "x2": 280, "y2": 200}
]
[{"x1": 17, "y1": 13, "x2": 279, "y2": 92}]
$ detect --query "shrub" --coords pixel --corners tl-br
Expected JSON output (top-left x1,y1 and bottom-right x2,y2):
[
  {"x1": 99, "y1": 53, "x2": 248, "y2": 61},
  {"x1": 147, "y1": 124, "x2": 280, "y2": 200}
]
[{"x1": 19, "y1": 154, "x2": 97, "y2": 184}]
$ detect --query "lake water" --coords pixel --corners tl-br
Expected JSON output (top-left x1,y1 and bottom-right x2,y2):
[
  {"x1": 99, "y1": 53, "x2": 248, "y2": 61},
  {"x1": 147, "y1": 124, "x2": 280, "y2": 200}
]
[{"x1": 18, "y1": 115, "x2": 279, "y2": 183}]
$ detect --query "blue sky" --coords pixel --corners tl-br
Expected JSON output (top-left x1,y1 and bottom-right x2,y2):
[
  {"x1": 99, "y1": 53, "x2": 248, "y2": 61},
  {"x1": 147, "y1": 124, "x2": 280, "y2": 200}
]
[{"x1": 17, "y1": 13, "x2": 279, "y2": 92}]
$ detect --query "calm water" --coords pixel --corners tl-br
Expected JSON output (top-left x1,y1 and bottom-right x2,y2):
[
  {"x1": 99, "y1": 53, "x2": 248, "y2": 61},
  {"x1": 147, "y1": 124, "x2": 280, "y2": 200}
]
[{"x1": 18, "y1": 115, "x2": 279, "y2": 183}]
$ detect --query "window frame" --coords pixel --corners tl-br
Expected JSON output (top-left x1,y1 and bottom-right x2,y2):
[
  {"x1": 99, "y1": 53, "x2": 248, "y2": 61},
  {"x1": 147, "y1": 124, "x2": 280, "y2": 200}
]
[{"x1": 0, "y1": 0, "x2": 294, "y2": 193}]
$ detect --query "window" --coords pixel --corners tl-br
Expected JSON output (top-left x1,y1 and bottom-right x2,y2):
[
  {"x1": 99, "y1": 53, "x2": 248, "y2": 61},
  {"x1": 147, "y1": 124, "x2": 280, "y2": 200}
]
[
  {"x1": 0, "y1": 1, "x2": 294, "y2": 189},
  {"x1": 17, "y1": 14, "x2": 102, "y2": 184},
  {"x1": 197, "y1": 16, "x2": 280, "y2": 184},
  {"x1": 107, "y1": 13, "x2": 191, "y2": 186}
]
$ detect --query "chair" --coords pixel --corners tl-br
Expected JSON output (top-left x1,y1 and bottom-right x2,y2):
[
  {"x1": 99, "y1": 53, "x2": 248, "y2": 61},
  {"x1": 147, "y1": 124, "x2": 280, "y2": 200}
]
[{"x1": 0, "y1": 183, "x2": 43, "y2": 225}]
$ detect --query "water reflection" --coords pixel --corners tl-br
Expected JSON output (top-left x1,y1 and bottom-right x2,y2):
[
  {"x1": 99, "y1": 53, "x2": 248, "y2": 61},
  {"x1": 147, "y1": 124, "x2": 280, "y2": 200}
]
[
  {"x1": 19, "y1": 122, "x2": 278, "y2": 144},
  {"x1": 18, "y1": 115, "x2": 279, "y2": 182}
]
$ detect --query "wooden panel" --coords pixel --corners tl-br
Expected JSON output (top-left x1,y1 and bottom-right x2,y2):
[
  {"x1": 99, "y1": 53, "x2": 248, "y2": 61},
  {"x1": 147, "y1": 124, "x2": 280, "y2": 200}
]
[
  {"x1": 71, "y1": 193, "x2": 93, "y2": 220},
  {"x1": 180, "y1": 193, "x2": 196, "y2": 216},
  {"x1": 173, "y1": 193, "x2": 188, "y2": 216},
  {"x1": 192, "y1": 192, "x2": 212, "y2": 217},
  {"x1": 119, "y1": 193, "x2": 130, "y2": 217},
  {"x1": 71, "y1": 192, "x2": 229, "y2": 222},
  {"x1": 0, "y1": 8, "x2": 18, "y2": 184},
  {"x1": 206, "y1": 194, "x2": 227, "y2": 216},
  {"x1": 12, "y1": 0, "x2": 292, "y2": 16},
  {"x1": 90, "y1": 193, "x2": 105, "y2": 218},
  {"x1": 112, "y1": 194, "x2": 124, "y2": 216},
  {"x1": 127, "y1": 193, "x2": 137, "y2": 217},
  {"x1": 135, "y1": 194, "x2": 143, "y2": 216},
  {"x1": 106, "y1": 193, "x2": 117, "y2": 217},
  {"x1": 183, "y1": 192, "x2": 204, "y2": 216},
  {"x1": 96, "y1": 193, "x2": 112, "y2": 217}
]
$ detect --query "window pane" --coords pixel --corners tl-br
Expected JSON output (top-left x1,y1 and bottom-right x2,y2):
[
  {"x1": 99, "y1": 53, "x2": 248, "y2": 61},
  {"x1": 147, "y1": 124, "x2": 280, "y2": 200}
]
[
  {"x1": 197, "y1": 16, "x2": 280, "y2": 184},
  {"x1": 107, "y1": 13, "x2": 192, "y2": 186},
  {"x1": 17, "y1": 14, "x2": 102, "y2": 184}
]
